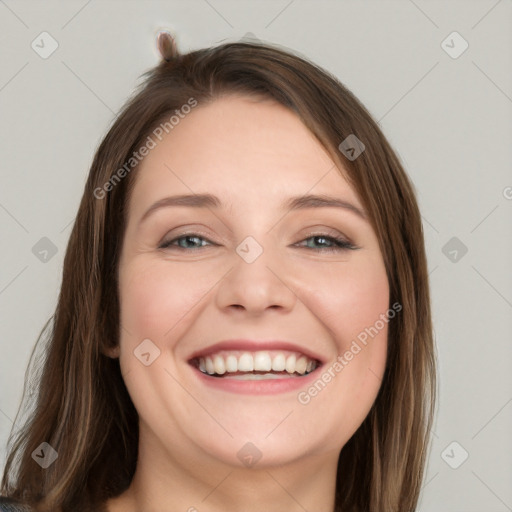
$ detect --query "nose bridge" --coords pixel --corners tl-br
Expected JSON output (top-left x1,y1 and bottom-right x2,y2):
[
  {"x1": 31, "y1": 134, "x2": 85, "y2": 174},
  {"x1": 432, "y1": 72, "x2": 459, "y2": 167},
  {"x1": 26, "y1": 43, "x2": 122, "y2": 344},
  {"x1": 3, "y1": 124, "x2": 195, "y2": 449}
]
[{"x1": 215, "y1": 233, "x2": 297, "y2": 313}]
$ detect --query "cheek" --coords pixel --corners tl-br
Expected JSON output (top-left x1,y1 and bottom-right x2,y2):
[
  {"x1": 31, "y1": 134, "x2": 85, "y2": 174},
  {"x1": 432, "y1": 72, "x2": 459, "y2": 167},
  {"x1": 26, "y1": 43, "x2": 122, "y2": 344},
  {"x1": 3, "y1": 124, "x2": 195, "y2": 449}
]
[
  {"x1": 118, "y1": 258, "x2": 216, "y2": 344},
  {"x1": 298, "y1": 251, "x2": 390, "y2": 349},
  {"x1": 116, "y1": 259, "x2": 218, "y2": 428},
  {"x1": 293, "y1": 253, "x2": 389, "y2": 443}
]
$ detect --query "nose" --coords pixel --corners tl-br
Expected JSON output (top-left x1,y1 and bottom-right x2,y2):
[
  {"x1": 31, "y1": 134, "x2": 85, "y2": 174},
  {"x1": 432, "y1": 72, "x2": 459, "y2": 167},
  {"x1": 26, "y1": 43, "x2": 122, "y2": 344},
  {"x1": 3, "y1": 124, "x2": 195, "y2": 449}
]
[{"x1": 214, "y1": 238, "x2": 298, "y2": 316}]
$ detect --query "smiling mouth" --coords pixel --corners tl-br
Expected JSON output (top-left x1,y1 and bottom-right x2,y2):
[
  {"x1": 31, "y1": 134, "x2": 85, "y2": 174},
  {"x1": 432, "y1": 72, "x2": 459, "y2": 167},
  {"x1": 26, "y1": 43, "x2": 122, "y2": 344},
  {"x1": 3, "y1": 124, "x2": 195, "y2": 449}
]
[{"x1": 190, "y1": 350, "x2": 320, "y2": 380}]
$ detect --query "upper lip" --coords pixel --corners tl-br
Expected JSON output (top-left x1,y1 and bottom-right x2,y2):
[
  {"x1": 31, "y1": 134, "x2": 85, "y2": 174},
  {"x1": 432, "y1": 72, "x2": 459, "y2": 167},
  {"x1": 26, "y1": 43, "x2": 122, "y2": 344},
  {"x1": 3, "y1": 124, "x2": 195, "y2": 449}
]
[{"x1": 187, "y1": 339, "x2": 326, "y2": 364}]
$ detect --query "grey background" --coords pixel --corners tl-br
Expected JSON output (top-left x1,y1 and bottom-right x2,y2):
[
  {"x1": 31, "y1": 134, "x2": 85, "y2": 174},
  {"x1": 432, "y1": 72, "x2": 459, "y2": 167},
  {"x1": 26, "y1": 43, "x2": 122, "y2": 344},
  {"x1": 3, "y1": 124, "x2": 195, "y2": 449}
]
[{"x1": 1, "y1": 1, "x2": 511, "y2": 510}]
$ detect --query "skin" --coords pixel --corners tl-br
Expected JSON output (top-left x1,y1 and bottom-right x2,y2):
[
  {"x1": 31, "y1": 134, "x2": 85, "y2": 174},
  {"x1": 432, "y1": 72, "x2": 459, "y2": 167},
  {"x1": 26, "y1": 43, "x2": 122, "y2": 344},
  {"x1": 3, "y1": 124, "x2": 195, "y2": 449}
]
[{"x1": 105, "y1": 94, "x2": 389, "y2": 512}]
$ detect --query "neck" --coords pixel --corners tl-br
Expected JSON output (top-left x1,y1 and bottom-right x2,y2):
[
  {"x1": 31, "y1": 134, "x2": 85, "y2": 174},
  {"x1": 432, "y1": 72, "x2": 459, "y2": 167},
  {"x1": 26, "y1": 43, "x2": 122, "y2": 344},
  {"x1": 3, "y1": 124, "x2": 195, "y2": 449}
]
[{"x1": 105, "y1": 424, "x2": 339, "y2": 512}]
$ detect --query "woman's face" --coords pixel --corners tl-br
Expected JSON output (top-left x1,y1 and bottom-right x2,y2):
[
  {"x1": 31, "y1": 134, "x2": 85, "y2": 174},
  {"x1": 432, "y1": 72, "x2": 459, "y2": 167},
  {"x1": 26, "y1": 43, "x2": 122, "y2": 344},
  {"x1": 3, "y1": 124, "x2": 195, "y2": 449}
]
[{"x1": 116, "y1": 94, "x2": 389, "y2": 471}]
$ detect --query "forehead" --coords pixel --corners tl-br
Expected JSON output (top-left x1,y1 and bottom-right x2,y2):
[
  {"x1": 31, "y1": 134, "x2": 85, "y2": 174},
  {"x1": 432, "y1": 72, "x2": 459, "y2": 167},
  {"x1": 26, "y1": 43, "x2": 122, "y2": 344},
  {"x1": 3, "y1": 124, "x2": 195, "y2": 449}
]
[{"x1": 128, "y1": 94, "x2": 360, "y2": 214}]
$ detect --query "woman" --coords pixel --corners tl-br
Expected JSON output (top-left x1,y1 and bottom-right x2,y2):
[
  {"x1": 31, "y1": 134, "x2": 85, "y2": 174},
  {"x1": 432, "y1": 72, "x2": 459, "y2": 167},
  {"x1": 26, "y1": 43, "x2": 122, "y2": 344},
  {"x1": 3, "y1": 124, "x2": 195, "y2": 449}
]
[{"x1": 1, "y1": 32, "x2": 436, "y2": 512}]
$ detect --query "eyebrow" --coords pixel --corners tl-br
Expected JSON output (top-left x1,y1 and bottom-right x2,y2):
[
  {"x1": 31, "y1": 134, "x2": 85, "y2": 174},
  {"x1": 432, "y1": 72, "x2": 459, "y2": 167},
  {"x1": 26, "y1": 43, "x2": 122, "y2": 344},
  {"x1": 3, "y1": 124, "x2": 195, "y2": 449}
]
[{"x1": 139, "y1": 193, "x2": 367, "y2": 224}]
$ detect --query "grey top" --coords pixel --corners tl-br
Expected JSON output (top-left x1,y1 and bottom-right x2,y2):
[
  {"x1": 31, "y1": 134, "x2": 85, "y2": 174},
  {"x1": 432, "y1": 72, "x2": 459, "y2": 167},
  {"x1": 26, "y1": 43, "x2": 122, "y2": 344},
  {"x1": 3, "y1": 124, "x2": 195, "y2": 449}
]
[{"x1": 0, "y1": 498, "x2": 32, "y2": 512}]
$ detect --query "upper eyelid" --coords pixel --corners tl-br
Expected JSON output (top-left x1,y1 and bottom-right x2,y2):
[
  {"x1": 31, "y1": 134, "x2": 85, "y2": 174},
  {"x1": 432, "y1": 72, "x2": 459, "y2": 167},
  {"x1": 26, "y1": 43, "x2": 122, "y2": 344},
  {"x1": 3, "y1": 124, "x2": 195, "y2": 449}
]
[
  {"x1": 159, "y1": 227, "x2": 350, "y2": 241},
  {"x1": 159, "y1": 224, "x2": 352, "y2": 239}
]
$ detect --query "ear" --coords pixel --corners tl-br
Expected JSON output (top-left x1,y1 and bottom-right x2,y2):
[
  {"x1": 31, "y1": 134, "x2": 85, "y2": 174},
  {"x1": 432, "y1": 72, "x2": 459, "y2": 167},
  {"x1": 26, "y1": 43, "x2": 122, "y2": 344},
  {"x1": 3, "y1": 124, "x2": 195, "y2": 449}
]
[{"x1": 102, "y1": 345, "x2": 120, "y2": 358}]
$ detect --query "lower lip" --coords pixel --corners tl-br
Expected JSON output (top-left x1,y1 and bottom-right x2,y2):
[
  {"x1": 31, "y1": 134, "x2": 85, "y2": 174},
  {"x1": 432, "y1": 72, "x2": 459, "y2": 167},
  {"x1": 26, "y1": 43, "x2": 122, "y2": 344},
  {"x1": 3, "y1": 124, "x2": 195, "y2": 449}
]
[{"x1": 191, "y1": 365, "x2": 323, "y2": 395}]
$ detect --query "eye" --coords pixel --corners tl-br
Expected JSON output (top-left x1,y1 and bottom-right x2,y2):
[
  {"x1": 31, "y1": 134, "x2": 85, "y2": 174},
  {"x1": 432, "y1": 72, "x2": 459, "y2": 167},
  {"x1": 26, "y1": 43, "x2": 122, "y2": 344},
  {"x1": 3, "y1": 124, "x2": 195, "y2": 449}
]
[
  {"x1": 295, "y1": 234, "x2": 358, "y2": 253},
  {"x1": 158, "y1": 234, "x2": 214, "y2": 250},
  {"x1": 158, "y1": 232, "x2": 358, "y2": 253}
]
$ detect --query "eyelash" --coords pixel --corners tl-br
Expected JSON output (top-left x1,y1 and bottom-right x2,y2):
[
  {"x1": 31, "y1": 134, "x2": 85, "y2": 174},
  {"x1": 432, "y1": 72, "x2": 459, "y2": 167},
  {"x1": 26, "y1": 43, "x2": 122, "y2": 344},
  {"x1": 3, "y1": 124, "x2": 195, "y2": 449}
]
[{"x1": 158, "y1": 233, "x2": 357, "y2": 253}]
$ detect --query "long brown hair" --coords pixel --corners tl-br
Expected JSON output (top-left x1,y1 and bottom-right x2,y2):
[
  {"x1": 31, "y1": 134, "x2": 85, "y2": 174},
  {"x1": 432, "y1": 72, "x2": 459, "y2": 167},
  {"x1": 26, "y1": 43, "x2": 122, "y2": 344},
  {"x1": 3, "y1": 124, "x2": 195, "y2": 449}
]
[{"x1": 1, "y1": 34, "x2": 436, "y2": 512}]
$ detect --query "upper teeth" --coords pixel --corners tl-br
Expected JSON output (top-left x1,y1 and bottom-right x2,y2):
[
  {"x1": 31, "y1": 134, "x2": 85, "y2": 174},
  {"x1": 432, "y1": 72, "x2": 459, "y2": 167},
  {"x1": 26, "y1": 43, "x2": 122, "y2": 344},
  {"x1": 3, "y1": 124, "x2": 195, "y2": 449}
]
[{"x1": 196, "y1": 351, "x2": 317, "y2": 376}]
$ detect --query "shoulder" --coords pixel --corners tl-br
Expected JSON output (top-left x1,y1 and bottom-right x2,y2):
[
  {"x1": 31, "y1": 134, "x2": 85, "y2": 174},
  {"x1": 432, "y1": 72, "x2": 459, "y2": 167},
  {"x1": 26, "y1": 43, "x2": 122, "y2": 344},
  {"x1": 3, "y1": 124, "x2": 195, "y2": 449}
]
[{"x1": 0, "y1": 497, "x2": 32, "y2": 512}]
